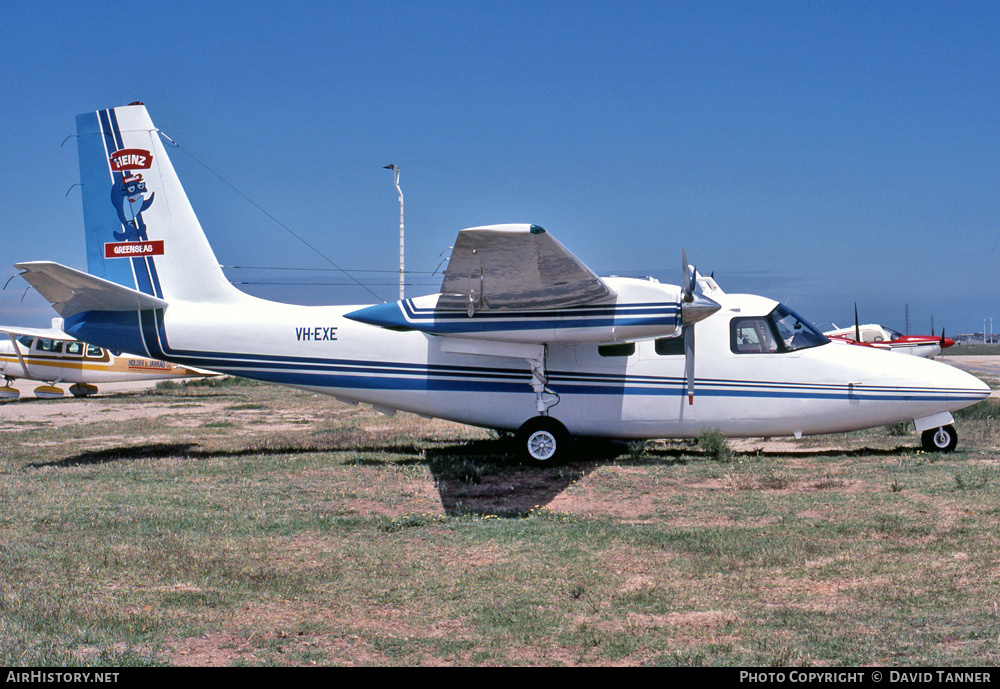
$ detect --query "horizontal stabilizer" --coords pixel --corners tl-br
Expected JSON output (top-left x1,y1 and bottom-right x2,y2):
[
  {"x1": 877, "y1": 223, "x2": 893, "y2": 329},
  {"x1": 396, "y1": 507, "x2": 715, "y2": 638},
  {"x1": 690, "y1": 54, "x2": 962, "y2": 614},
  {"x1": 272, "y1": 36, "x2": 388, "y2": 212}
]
[{"x1": 14, "y1": 261, "x2": 168, "y2": 317}]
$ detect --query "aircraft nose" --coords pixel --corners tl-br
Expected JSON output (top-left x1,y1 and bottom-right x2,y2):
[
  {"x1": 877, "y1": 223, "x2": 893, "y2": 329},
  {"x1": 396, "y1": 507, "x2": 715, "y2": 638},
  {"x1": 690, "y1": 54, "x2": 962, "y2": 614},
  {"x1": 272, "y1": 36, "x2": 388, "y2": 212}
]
[
  {"x1": 943, "y1": 362, "x2": 992, "y2": 401},
  {"x1": 874, "y1": 350, "x2": 992, "y2": 413}
]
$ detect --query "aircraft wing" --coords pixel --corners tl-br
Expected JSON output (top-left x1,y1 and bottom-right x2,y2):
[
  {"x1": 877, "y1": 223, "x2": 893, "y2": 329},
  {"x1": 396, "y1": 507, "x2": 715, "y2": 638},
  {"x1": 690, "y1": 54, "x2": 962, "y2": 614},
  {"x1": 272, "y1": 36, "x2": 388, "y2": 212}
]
[
  {"x1": 436, "y1": 224, "x2": 615, "y2": 311},
  {"x1": 0, "y1": 324, "x2": 70, "y2": 341},
  {"x1": 14, "y1": 261, "x2": 168, "y2": 318}
]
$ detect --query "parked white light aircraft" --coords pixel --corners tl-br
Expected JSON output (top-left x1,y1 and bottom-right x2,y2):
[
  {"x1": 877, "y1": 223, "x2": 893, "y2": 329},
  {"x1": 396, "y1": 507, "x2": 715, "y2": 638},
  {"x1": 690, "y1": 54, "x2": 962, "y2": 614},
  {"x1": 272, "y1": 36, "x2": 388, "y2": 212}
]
[
  {"x1": 0, "y1": 318, "x2": 215, "y2": 400},
  {"x1": 12, "y1": 104, "x2": 991, "y2": 460},
  {"x1": 825, "y1": 308, "x2": 955, "y2": 359}
]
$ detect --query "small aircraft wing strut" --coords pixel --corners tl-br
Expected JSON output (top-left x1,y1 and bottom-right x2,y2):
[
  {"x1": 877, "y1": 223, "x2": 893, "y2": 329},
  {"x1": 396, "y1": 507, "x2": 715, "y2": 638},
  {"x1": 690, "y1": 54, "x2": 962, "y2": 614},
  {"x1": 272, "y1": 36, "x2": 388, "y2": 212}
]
[{"x1": 5, "y1": 332, "x2": 31, "y2": 378}]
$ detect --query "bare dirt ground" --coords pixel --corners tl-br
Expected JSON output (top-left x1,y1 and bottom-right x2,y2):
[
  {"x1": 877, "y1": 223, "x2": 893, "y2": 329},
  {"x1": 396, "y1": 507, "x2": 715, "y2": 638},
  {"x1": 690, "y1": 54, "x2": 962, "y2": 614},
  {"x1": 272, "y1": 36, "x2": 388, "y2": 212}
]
[{"x1": 0, "y1": 378, "x2": 192, "y2": 428}]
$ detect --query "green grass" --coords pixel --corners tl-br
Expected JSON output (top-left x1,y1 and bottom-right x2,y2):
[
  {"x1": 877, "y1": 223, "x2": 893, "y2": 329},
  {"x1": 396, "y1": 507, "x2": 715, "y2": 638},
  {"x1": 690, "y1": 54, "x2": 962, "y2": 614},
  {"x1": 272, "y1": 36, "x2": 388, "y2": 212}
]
[{"x1": 1, "y1": 382, "x2": 999, "y2": 666}]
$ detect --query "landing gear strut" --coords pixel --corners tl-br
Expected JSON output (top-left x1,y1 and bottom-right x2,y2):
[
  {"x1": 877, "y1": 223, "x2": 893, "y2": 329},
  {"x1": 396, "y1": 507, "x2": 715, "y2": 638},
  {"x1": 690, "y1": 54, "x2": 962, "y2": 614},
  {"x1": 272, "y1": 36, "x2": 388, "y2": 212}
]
[{"x1": 515, "y1": 346, "x2": 570, "y2": 466}]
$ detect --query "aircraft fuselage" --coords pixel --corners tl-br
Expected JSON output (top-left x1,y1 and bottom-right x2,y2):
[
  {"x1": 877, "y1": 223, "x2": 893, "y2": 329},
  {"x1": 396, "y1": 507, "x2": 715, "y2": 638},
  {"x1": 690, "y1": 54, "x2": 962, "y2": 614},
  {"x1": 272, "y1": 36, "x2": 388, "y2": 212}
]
[{"x1": 62, "y1": 282, "x2": 989, "y2": 440}]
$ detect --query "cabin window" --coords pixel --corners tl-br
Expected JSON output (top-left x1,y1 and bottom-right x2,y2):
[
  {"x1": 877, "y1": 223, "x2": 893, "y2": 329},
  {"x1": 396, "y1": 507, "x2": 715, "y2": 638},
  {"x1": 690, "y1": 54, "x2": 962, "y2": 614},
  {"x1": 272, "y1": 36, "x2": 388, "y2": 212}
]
[
  {"x1": 17, "y1": 336, "x2": 33, "y2": 348},
  {"x1": 65, "y1": 342, "x2": 84, "y2": 356},
  {"x1": 85, "y1": 344, "x2": 103, "y2": 357},
  {"x1": 35, "y1": 339, "x2": 63, "y2": 353},
  {"x1": 598, "y1": 342, "x2": 635, "y2": 357},
  {"x1": 654, "y1": 337, "x2": 685, "y2": 356}
]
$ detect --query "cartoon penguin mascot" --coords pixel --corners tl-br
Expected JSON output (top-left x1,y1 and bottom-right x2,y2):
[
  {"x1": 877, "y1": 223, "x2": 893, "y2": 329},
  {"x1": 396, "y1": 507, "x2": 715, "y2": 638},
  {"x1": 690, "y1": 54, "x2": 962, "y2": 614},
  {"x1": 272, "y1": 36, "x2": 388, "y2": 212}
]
[{"x1": 110, "y1": 173, "x2": 155, "y2": 241}]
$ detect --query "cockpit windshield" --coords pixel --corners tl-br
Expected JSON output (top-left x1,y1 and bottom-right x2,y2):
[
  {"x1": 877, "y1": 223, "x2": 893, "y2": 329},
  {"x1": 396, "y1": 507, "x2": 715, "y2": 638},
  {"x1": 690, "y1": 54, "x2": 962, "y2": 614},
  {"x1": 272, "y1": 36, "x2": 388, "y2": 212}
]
[
  {"x1": 731, "y1": 304, "x2": 829, "y2": 354},
  {"x1": 770, "y1": 304, "x2": 829, "y2": 351}
]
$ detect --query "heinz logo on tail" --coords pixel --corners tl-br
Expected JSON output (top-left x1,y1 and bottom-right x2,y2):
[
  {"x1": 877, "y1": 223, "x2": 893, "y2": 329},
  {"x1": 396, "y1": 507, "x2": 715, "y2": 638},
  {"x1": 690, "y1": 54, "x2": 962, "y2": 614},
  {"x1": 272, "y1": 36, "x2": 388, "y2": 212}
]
[{"x1": 109, "y1": 148, "x2": 153, "y2": 171}]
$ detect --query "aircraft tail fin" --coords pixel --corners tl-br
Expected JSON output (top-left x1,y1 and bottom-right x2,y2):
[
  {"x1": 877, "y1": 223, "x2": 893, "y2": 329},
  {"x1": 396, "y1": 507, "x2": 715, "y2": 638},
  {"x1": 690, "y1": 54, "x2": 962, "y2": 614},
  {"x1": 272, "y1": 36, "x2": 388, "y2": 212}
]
[{"x1": 75, "y1": 103, "x2": 242, "y2": 305}]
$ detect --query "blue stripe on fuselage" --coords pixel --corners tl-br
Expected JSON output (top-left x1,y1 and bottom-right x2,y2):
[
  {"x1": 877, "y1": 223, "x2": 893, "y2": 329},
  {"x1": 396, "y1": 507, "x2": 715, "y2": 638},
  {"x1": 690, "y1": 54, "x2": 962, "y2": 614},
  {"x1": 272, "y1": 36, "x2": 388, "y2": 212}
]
[{"x1": 345, "y1": 299, "x2": 681, "y2": 334}]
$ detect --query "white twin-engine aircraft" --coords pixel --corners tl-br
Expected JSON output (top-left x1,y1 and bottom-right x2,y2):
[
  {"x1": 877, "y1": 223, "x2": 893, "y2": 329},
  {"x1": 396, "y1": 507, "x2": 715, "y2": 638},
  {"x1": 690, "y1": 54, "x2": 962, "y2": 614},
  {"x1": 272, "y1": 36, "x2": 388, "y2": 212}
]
[
  {"x1": 0, "y1": 319, "x2": 214, "y2": 400},
  {"x1": 13, "y1": 103, "x2": 991, "y2": 462}
]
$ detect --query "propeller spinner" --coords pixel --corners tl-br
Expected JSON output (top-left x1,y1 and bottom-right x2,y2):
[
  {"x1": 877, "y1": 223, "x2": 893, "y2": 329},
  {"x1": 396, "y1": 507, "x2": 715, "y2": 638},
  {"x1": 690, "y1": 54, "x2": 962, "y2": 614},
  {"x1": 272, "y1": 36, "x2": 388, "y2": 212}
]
[{"x1": 680, "y1": 251, "x2": 721, "y2": 405}]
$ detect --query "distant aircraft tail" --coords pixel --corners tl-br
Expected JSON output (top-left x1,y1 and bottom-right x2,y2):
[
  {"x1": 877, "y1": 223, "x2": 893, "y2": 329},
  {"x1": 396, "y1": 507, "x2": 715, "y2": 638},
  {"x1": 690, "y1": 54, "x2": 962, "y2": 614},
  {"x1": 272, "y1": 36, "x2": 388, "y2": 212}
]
[{"x1": 75, "y1": 103, "x2": 242, "y2": 305}]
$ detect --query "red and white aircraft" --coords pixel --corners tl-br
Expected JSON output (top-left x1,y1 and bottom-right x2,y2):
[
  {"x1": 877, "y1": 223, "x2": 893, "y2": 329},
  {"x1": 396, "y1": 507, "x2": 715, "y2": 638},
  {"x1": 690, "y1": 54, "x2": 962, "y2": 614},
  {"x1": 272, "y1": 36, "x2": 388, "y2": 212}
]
[{"x1": 825, "y1": 307, "x2": 955, "y2": 359}]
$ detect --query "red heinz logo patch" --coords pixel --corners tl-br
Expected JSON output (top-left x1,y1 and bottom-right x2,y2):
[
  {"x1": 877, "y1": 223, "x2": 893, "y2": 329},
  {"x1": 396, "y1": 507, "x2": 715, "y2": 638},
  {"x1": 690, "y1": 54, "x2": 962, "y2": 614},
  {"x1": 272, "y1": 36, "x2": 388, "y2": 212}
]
[
  {"x1": 109, "y1": 148, "x2": 153, "y2": 171},
  {"x1": 104, "y1": 240, "x2": 164, "y2": 258}
]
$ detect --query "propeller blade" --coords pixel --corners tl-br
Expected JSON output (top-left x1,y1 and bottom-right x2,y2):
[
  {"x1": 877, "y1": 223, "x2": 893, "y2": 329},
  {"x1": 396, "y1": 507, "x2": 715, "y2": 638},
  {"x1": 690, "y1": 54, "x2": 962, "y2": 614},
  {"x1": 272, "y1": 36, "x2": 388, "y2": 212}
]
[
  {"x1": 682, "y1": 250, "x2": 692, "y2": 302},
  {"x1": 854, "y1": 303, "x2": 861, "y2": 343},
  {"x1": 684, "y1": 324, "x2": 695, "y2": 405},
  {"x1": 678, "y1": 251, "x2": 721, "y2": 405}
]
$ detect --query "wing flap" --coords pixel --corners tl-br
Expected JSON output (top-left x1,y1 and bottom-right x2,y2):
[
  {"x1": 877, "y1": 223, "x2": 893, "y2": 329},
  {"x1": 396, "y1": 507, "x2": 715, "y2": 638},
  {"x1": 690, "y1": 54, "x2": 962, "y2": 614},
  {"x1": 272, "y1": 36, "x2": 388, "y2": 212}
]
[
  {"x1": 14, "y1": 261, "x2": 169, "y2": 317},
  {"x1": 437, "y1": 224, "x2": 615, "y2": 311}
]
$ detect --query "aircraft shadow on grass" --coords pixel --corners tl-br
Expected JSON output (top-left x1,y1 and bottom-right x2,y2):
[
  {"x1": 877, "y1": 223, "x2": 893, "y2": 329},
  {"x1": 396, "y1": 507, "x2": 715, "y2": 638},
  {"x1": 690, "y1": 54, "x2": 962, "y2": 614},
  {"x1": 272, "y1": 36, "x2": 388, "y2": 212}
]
[{"x1": 35, "y1": 437, "x2": 918, "y2": 519}]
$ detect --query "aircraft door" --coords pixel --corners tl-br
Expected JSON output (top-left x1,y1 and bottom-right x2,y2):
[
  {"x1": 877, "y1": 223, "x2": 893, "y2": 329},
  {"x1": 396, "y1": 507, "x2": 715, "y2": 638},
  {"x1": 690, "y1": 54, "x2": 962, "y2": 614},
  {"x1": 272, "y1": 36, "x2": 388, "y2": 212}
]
[{"x1": 568, "y1": 341, "x2": 639, "y2": 422}]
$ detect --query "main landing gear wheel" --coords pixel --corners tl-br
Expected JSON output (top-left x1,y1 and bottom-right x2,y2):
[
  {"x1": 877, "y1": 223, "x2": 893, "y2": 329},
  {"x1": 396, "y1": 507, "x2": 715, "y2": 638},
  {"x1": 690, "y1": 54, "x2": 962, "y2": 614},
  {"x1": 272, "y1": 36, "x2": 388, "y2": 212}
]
[
  {"x1": 516, "y1": 416, "x2": 570, "y2": 467},
  {"x1": 921, "y1": 424, "x2": 957, "y2": 453}
]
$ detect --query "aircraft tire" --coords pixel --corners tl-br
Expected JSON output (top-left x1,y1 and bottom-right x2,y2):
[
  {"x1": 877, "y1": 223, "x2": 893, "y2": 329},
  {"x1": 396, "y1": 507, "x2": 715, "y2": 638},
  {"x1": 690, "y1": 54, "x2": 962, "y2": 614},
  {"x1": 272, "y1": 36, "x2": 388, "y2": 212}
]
[
  {"x1": 921, "y1": 424, "x2": 957, "y2": 453},
  {"x1": 70, "y1": 383, "x2": 98, "y2": 398},
  {"x1": 516, "y1": 416, "x2": 571, "y2": 467}
]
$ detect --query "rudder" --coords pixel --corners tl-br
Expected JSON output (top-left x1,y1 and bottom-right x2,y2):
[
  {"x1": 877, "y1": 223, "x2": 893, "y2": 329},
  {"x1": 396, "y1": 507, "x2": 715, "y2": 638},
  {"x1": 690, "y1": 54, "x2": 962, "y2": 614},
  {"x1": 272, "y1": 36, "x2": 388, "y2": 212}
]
[{"x1": 76, "y1": 103, "x2": 242, "y2": 305}]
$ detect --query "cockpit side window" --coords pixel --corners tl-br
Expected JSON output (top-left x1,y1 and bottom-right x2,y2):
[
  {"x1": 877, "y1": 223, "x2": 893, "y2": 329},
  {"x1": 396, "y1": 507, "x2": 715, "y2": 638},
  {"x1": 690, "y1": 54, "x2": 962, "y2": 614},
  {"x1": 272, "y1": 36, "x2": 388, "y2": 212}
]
[
  {"x1": 85, "y1": 344, "x2": 104, "y2": 358},
  {"x1": 17, "y1": 336, "x2": 34, "y2": 349},
  {"x1": 732, "y1": 318, "x2": 778, "y2": 353},
  {"x1": 731, "y1": 305, "x2": 828, "y2": 354}
]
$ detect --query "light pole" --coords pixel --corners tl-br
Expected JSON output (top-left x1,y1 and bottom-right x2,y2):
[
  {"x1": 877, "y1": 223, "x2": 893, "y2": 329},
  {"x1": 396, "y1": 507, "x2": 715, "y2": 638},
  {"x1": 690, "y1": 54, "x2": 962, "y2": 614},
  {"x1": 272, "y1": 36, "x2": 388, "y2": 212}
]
[{"x1": 384, "y1": 164, "x2": 404, "y2": 301}]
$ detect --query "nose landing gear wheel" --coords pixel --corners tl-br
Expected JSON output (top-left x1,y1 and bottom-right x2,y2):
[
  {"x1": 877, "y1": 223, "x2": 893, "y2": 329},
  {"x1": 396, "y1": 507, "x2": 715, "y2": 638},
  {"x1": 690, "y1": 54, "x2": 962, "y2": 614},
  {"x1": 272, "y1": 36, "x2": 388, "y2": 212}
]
[
  {"x1": 516, "y1": 416, "x2": 570, "y2": 466},
  {"x1": 921, "y1": 424, "x2": 957, "y2": 453}
]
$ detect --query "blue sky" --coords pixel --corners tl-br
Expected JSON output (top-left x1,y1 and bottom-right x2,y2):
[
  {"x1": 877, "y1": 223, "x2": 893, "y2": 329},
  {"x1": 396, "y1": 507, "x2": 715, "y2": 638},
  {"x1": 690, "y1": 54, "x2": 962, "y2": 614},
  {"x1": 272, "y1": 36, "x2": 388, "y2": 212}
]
[{"x1": 1, "y1": 1, "x2": 997, "y2": 336}]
